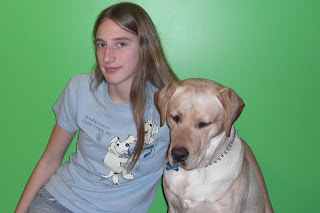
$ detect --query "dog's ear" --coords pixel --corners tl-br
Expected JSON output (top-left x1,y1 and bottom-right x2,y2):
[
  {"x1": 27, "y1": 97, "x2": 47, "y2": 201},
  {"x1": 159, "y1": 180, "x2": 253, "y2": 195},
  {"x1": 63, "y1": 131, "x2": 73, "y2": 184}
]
[
  {"x1": 154, "y1": 83, "x2": 177, "y2": 127},
  {"x1": 217, "y1": 87, "x2": 245, "y2": 137}
]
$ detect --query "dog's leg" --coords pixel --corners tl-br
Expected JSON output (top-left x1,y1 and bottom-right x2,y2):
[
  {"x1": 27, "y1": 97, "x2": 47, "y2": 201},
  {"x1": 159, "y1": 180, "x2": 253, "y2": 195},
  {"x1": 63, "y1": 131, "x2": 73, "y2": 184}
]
[
  {"x1": 163, "y1": 179, "x2": 182, "y2": 213},
  {"x1": 122, "y1": 168, "x2": 134, "y2": 179},
  {"x1": 112, "y1": 174, "x2": 120, "y2": 185},
  {"x1": 168, "y1": 206, "x2": 177, "y2": 213}
]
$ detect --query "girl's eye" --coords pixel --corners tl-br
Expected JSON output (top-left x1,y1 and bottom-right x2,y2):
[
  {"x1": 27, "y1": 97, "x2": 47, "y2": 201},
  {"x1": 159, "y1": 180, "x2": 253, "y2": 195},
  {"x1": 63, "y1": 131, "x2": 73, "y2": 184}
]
[
  {"x1": 117, "y1": 42, "x2": 126, "y2": 47},
  {"x1": 97, "y1": 43, "x2": 106, "y2": 48}
]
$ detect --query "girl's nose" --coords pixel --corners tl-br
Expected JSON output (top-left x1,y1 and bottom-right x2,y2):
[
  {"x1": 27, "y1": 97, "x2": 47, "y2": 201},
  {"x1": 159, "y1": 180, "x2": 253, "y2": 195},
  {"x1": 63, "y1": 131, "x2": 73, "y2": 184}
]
[{"x1": 103, "y1": 47, "x2": 115, "y2": 63}]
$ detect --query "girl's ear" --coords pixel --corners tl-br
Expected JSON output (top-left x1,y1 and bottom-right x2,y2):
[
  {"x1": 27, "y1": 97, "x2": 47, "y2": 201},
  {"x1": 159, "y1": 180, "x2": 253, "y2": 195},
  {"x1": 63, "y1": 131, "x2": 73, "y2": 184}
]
[{"x1": 154, "y1": 83, "x2": 177, "y2": 126}]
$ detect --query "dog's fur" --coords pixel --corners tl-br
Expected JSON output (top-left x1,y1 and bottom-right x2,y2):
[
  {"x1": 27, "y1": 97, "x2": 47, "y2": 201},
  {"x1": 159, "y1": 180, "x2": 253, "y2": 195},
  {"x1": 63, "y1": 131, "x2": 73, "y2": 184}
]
[{"x1": 154, "y1": 78, "x2": 265, "y2": 213}]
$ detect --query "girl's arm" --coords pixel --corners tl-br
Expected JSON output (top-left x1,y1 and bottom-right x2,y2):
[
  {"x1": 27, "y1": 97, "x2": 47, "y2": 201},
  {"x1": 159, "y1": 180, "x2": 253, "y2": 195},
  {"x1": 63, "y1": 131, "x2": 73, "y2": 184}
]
[
  {"x1": 242, "y1": 140, "x2": 274, "y2": 213},
  {"x1": 15, "y1": 123, "x2": 77, "y2": 213}
]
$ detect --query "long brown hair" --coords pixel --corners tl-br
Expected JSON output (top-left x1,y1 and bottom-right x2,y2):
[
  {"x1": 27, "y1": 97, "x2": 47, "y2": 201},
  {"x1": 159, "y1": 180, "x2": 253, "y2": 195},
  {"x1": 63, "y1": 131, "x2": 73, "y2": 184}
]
[{"x1": 92, "y1": 2, "x2": 178, "y2": 169}]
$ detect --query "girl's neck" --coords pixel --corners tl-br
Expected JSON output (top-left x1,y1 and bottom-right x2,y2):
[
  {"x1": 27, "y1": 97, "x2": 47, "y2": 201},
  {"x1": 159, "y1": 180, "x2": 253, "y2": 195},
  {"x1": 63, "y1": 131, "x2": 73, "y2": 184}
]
[{"x1": 108, "y1": 84, "x2": 131, "y2": 105}]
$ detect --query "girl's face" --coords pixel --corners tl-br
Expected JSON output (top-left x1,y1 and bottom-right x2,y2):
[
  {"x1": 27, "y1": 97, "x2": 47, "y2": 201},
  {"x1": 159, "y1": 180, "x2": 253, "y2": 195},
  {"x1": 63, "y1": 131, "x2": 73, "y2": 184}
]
[{"x1": 95, "y1": 19, "x2": 140, "y2": 92}]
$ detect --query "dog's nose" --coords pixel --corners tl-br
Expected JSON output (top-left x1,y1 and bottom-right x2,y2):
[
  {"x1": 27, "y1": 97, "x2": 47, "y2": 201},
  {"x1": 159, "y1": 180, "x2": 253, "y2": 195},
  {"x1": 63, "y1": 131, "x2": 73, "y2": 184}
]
[{"x1": 171, "y1": 147, "x2": 189, "y2": 163}]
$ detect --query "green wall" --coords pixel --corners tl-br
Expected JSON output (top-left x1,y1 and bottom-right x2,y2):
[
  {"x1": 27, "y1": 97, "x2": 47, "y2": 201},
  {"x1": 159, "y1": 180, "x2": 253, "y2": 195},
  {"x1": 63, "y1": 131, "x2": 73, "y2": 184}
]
[{"x1": 1, "y1": 0, "x2": 319, "y2": 212}]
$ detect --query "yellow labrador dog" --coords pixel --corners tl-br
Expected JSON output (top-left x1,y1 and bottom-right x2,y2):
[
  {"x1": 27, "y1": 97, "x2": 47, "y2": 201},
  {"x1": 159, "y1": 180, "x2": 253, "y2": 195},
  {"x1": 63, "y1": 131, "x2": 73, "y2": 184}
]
[{"x1": 154, "y1": 78, "x2": 265, "y2": 213}]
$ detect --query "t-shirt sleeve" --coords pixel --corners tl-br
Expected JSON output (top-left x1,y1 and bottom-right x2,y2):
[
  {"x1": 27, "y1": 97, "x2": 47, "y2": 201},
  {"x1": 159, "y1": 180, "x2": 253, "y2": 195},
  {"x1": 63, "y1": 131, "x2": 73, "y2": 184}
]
[{"x1": 53, "y1": 77, "x2": 79, "y2": 132}]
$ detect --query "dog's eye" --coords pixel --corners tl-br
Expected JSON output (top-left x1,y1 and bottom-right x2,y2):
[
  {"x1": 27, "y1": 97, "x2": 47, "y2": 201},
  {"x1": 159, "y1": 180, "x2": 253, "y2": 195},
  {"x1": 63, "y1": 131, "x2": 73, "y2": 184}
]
[
  {"x1": 171, "y1": 115, "x2": 180, "y2": 124},
  {"x1": 198, "y1": 122, "x2": 211, "y2": 129}
]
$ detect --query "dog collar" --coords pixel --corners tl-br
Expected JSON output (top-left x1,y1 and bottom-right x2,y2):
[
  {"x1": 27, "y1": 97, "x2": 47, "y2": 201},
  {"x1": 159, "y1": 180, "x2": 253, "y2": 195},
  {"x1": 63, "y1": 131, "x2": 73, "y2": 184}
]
[{"x1": 208, "y1": 126, "x2": 237, "y2": 166}]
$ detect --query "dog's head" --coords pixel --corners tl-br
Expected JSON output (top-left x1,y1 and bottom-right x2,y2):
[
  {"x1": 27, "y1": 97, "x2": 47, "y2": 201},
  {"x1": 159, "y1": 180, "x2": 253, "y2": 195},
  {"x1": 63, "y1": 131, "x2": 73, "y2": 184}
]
[
  {"x1": 145, "y1": 120, "x2": 159, "y2": 136},
  {"x1": 154, "y1": 78, "x2": 245, "y2": 170},
  {"x1": 108, "y1": 136, "x2": 133, "y2": 156}
]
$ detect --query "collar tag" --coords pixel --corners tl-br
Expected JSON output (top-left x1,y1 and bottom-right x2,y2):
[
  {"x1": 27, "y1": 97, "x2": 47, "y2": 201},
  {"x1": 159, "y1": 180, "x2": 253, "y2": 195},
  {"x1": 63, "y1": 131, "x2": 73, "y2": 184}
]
[{"x1": 165, "y1": 162, "x2": 179, "y2": 171}]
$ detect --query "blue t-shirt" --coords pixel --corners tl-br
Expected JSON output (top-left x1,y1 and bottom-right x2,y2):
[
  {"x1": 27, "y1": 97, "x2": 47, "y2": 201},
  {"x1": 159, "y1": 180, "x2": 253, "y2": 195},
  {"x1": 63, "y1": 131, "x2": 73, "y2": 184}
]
[{"x1": 45, "y1": 73, "x2": 170, "y2": 213}]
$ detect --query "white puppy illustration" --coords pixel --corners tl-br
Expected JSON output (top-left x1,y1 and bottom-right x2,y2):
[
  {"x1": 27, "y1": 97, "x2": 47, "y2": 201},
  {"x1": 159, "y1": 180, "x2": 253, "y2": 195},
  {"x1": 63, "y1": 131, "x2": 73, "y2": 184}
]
[
  {"x1": 144, "y1": 120, "x2": 159, "y2": 145},
  {"x1": 100, "y1": 135, "x2": 136, "y2": 185}
]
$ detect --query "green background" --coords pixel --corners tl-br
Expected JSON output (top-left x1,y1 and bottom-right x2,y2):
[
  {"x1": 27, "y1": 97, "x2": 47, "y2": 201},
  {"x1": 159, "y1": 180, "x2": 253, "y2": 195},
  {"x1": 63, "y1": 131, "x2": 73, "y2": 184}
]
[{"x1": 1, "y1": 0, "x2": 319, "y2": 212}]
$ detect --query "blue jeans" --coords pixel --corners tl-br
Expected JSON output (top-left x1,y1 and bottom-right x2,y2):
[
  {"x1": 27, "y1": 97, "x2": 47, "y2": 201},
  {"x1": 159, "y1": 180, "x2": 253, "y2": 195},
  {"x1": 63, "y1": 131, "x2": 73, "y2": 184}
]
[{"x1": 28, "y1": 188, "x2": 73, "y2": 213}]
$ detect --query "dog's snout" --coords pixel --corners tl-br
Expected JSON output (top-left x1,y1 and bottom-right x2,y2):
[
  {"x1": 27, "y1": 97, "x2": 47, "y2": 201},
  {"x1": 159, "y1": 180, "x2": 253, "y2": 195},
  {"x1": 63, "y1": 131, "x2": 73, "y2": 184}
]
[
  {"x1": 171, "y1": 147, "x2": 189, "y2": 163},
  {"x1": 125, "y1": 143, "x2": 129, "y2": 147}
]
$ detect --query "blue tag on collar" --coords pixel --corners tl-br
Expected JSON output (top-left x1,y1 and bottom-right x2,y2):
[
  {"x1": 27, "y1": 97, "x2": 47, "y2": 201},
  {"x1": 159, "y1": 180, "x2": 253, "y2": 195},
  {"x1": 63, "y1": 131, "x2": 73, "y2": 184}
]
[{"x1": 165, "y1": 162, "x2": 179, "y2": 171}]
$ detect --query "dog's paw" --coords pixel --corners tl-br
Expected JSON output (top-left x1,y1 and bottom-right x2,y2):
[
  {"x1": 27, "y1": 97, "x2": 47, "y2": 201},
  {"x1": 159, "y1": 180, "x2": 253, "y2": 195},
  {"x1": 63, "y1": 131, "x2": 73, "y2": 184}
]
[
  {"x1": 144, "y1": 139, "x2": 153, "y2": 145},
  {"x1": 123, "y1": 173, "x2": 134, "y2": 179}
]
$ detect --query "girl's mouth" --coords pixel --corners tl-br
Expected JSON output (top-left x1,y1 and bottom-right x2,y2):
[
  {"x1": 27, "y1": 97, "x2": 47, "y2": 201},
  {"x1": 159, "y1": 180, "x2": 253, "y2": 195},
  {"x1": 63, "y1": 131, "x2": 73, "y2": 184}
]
[{"x1": 105, "y1": 67, "x2": 120, "y2": 73}]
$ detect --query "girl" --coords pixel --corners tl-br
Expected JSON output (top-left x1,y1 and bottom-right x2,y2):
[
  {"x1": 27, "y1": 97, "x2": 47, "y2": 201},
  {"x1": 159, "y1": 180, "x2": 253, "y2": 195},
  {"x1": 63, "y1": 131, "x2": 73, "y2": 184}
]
[{"x1": 16, "y1": 2, "x2": 272, "y2": 213}]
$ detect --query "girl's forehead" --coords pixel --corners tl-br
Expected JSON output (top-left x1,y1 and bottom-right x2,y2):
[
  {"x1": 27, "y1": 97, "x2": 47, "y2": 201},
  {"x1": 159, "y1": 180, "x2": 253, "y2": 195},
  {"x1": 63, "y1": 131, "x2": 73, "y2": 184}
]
[{"x1": 96, "y1": 19, "x2": 137, "y2": 39}]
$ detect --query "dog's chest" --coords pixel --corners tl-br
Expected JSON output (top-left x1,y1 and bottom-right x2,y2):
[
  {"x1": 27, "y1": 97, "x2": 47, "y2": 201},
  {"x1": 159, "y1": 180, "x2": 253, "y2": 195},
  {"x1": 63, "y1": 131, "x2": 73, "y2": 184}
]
[
  {"x1": 164, "y1": 166, "x2": 227, "y2": 203},
  {"x1": 164, "y1": 165, "x2": 250, "y2": 212}
]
